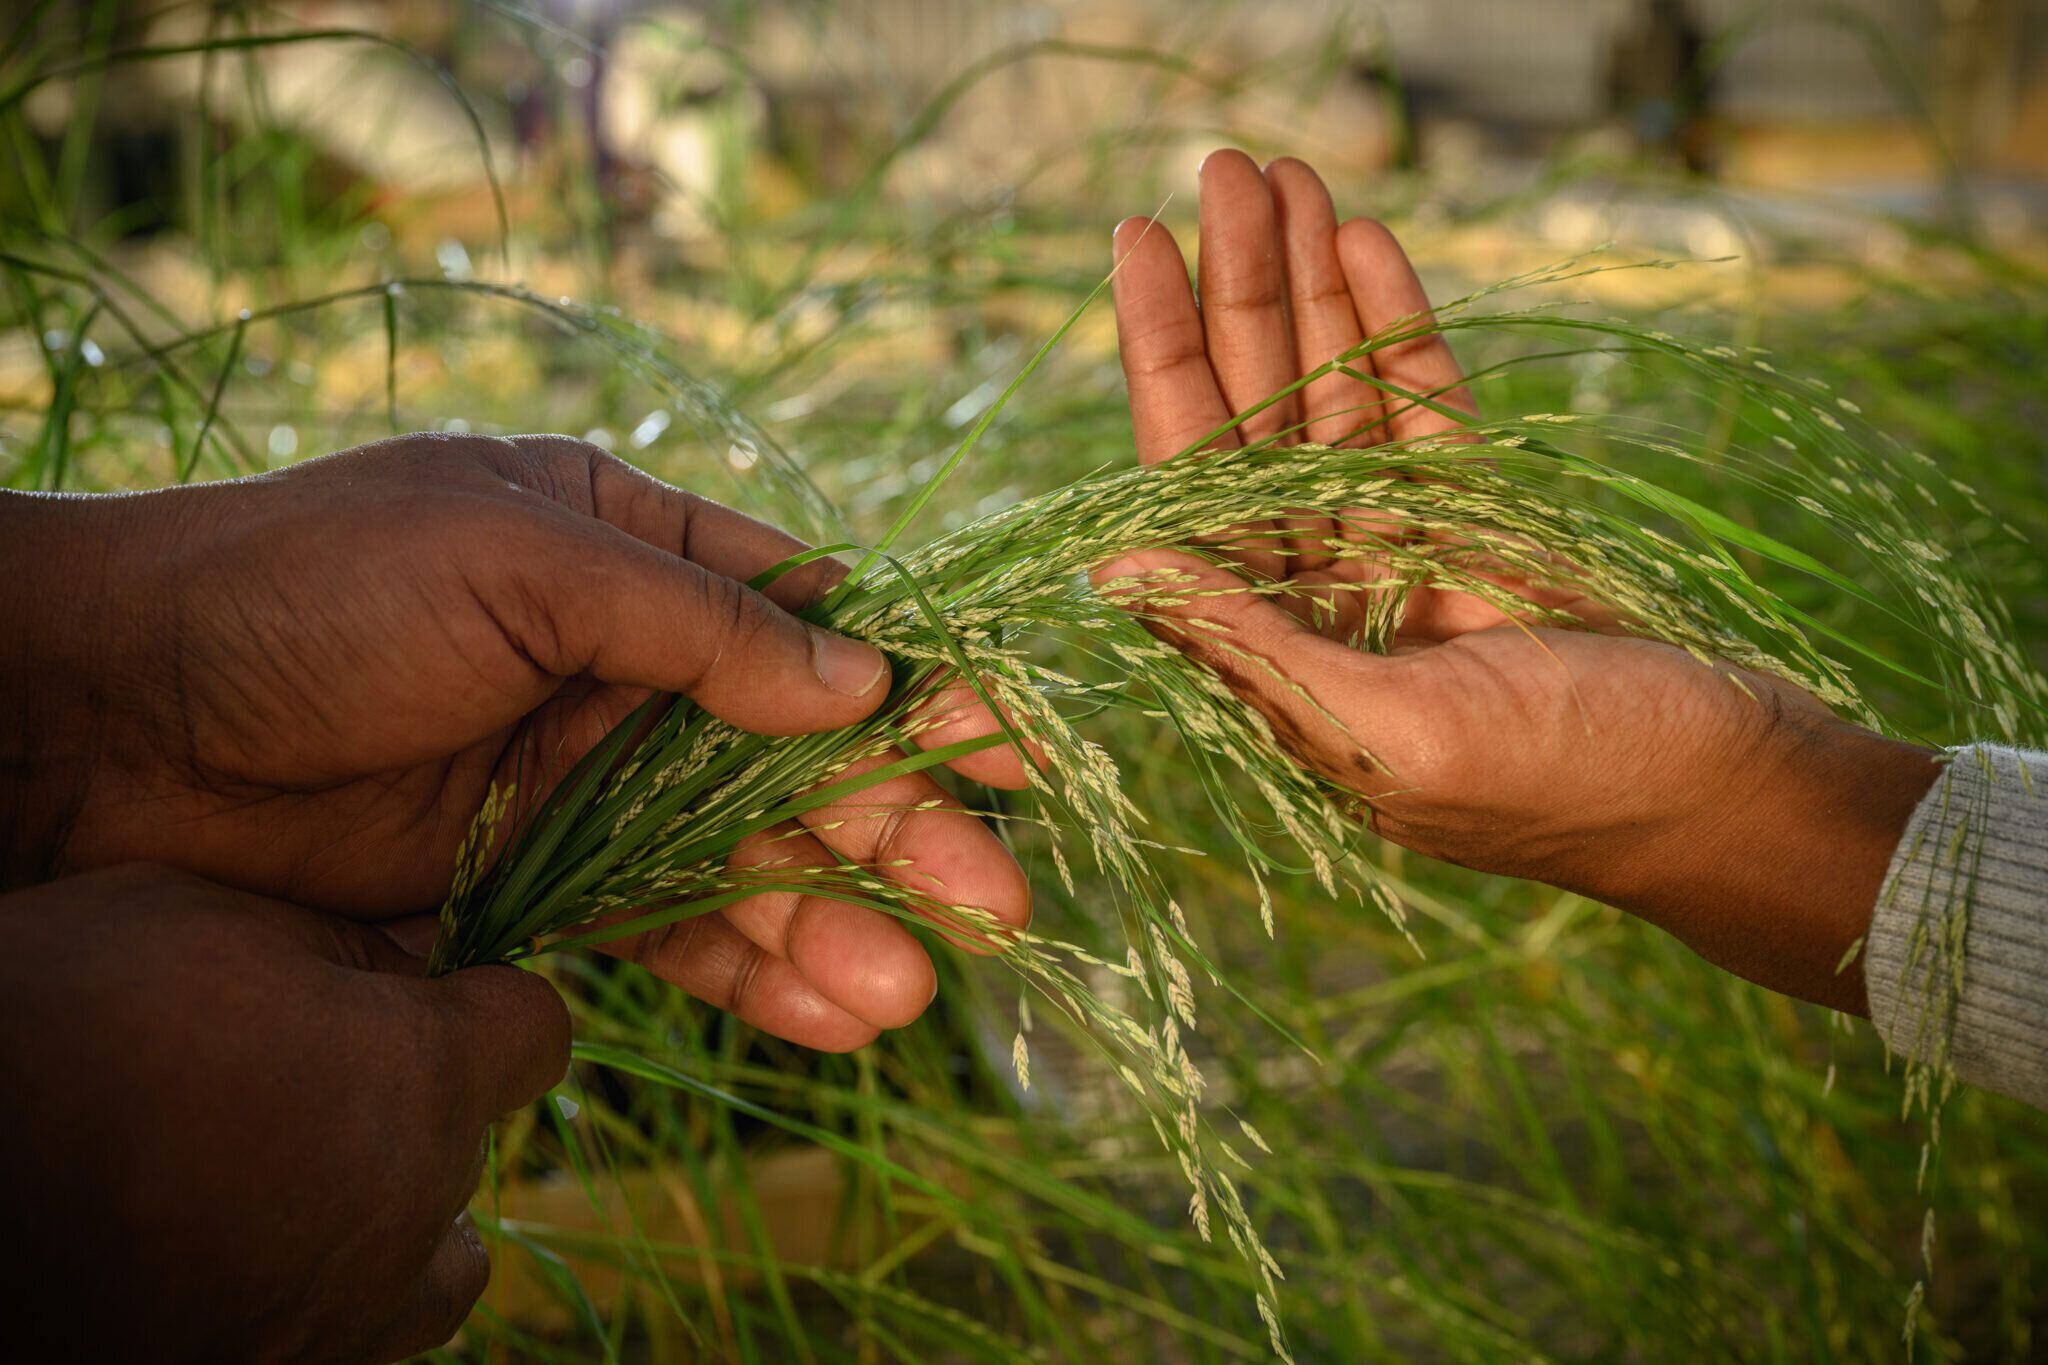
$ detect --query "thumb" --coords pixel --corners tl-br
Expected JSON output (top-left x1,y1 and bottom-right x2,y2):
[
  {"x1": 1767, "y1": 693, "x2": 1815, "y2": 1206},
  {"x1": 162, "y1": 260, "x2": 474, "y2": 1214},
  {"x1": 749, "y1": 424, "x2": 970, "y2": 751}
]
[
  {"x1": 416, "y1": 965, "x2": 573, "y2": 1123},
  {"x1": 502, "y1": 515, "x2": 890, "y2": 735},
  {"x1": 1093, "y1": 548, "x2": 1395, "y2": 787},
  {"x1": 271, "y1": 901, "x2": 570, "y2": 1118}
]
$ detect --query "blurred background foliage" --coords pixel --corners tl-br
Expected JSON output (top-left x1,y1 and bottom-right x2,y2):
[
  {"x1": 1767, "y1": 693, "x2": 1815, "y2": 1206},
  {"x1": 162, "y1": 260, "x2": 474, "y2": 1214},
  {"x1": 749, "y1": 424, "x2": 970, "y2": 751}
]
[{"x1": 5, "y1": 1, "x2": 2048, "y2": 1360}]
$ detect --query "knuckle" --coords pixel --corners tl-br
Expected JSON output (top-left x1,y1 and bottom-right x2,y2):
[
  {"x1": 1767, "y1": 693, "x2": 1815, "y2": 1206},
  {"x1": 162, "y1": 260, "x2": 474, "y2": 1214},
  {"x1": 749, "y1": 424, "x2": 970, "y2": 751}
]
[
  {"x1": 1125, "y1": 349, "x2": 1209, "y2": 384},
  {"x1": 1295, "y1": 277, "x2": 1353, "y2": 308},
  {"x1": 676, "y1": 570, "x2": 754, "y2": 691},
  {"x1": 404, "y1": 431, "x2": 526, "y2": 479},
  {"x1": 1120, "y1": 312, "x2": 1205, "y2": 360},
  {"x1": 579, "y1": 440, "x2": 705, "y2": 559},
  {"x1": 703, "y1": 563, "x2": 752, "y2": 632},
  {"x1": 715, "y1": 578, "x2": 783, "y2": 662},
  {"x1": 630, "y1": 914, "x2": 693, "y2": 973},
  {"x1": 510, "y1": 433, "x2": 611, "y2": 508},
  {"x1": 509, "y1": 431, "x2": 605, "y2": 467},
  {"x1": 667, "y1": 483, "x2": 715, "y2": 561},
  {"x1": 1202, "y1": 282, "x2": 1278, "y2": 312},
  {"x1": 722, "y1": 942, "x2": 768, "y2": 1016},
  {"x1": 870, "y1": 804, "x2": 917, "y2": 870}
]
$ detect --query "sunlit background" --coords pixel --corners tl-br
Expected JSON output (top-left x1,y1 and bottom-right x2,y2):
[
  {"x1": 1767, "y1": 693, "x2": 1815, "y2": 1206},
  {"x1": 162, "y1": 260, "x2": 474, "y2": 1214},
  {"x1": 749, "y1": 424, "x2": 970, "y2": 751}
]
[{"x1": 6, "y1": 2, "x2": 2048, "y2": 1361}]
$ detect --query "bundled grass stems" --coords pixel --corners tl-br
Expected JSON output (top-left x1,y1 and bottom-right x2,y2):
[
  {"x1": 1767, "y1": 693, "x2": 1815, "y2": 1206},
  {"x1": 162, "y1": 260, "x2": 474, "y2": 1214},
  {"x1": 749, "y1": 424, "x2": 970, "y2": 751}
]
[{"x1": 429, "y1": 260, "x2": 2045, "y2": 1360}]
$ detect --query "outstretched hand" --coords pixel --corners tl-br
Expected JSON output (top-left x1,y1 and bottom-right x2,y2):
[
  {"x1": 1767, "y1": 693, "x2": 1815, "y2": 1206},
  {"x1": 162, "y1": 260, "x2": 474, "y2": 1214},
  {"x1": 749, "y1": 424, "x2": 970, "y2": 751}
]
[
  {"x1": 2, "y1": 435, "x2": 1031, "y2": 1048},
  {"x1": 1102, "y1": 151, "x2": 1937, "y2": 1011}
]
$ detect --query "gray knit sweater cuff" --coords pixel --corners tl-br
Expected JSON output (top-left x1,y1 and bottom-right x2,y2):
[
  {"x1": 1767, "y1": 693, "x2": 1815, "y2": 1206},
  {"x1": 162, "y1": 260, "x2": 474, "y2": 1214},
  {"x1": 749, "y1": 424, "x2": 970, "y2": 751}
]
[{"x1": 1865, "y1": 743, "x2": 2048, "y2": 1111}]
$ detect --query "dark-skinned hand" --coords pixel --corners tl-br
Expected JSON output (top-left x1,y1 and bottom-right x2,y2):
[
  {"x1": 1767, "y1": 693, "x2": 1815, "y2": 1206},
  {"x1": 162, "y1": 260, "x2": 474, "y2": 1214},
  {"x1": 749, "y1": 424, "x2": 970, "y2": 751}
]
[
  {"x1": 0, "y1": 434, "x2": 1032, "y2": 1049},
  {"x1": 0, "y1": 862, "x2": 569, "y2": 1363}
]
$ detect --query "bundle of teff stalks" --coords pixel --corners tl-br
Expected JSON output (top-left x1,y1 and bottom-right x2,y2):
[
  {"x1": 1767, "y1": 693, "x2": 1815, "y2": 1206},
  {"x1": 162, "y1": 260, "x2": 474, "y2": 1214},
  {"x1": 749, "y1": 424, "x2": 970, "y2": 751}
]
[{"x1": 431, "y1": 278, "x2": 2038, "y2": 1360}]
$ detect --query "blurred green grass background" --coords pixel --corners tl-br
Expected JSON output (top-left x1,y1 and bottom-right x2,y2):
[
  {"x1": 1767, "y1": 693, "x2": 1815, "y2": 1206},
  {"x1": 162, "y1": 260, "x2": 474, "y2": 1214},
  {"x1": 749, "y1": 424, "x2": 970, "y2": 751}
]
[{"x1": 6, "y1": 2, "x2": 2048, "y2": 1360}]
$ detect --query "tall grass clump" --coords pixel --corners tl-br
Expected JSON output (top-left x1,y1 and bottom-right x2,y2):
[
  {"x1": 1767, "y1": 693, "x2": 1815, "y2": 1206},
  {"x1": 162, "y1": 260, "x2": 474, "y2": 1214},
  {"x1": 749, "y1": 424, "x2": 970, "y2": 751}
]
[{"x1": 429, "y1": 257, "x2": 2045, "y2": 1359}]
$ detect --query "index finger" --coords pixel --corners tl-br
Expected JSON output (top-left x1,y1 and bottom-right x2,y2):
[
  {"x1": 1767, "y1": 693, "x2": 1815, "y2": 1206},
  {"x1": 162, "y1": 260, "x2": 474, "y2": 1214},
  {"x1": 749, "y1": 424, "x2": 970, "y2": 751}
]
[
  {"x1": 495, "y1": 436, "x2": 849, "y2": 614},
  {"x1": 591, "y1": 450, "x2": 847, "y2": 613}
]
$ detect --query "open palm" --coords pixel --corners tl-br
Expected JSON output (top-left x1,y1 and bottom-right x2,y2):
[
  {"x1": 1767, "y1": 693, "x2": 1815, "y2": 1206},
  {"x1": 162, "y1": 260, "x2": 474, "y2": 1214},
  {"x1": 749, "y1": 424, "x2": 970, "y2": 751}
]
[{"x1": 1102, "y1": 151, "x2": 1930, "y2": 1012}]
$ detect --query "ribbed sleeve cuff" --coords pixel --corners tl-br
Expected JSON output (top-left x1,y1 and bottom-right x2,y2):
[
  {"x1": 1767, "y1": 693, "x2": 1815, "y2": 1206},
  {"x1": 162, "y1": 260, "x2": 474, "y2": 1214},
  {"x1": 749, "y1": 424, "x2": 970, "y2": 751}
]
[{"x1": 1865, "y1": 743, "x2": 2048, "y2": 1111}]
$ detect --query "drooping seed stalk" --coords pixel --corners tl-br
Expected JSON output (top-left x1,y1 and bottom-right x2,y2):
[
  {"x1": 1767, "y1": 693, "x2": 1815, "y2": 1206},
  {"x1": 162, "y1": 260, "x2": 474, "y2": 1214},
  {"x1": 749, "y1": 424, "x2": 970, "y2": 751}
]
[{"x1": 432, "y1": 279, "x2": 2045, "y2": 1360}]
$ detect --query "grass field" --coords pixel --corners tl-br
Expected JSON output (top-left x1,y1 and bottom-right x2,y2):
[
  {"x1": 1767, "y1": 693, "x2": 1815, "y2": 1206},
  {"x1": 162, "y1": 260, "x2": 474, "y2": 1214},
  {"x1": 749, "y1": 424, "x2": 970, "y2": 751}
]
[{"x1": 6, "y1": 4, "x2": 2048, "y2": 1361}]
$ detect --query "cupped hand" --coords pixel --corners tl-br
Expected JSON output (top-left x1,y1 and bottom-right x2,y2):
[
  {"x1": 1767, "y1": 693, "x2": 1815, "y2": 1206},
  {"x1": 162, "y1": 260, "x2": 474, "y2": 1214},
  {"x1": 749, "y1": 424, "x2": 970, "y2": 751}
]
[
  {"x1": 1102, "y1": 151, "x2": 1937, "y2": 1011},
  {"x1": 3, "y1": 434, "x2": 1030, "y2": 1048},
  {"x1": 0, "y1": 862, "x2": 569, "y2": 1363}
]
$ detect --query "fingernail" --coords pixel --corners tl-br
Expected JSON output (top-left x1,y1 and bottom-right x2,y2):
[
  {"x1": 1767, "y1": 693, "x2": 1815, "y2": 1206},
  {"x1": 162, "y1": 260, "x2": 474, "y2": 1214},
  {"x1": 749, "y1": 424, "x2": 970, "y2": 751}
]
[{"x1": 811, "y1": 628, "x2": 888, "y2": 697}]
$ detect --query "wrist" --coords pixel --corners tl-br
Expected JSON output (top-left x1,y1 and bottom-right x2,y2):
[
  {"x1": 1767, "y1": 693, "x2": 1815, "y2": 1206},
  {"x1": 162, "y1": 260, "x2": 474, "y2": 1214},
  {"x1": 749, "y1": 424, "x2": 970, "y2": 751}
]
[{"x1": 1615, "y1": 708, "x2": 1939, "y2": 1013}]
